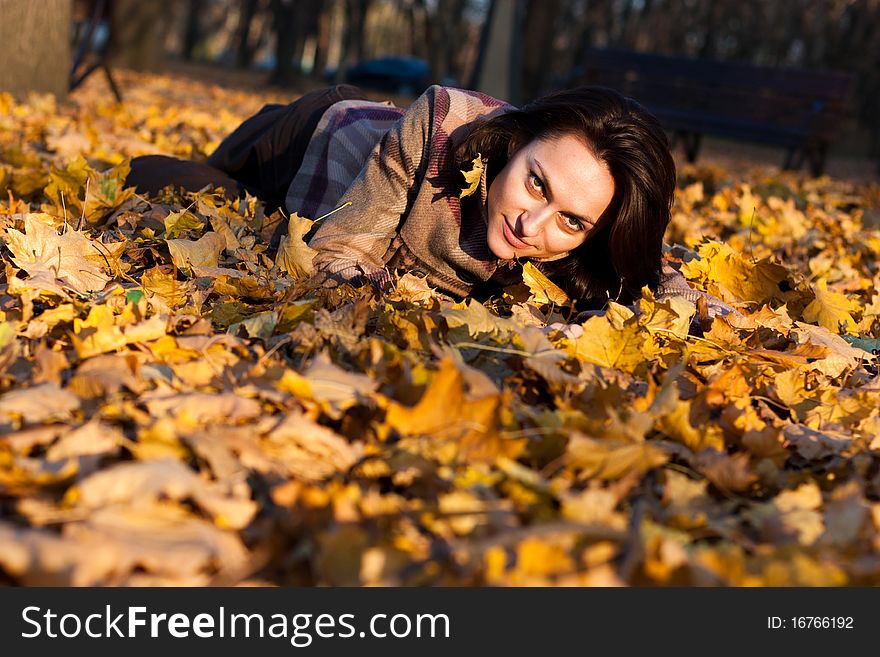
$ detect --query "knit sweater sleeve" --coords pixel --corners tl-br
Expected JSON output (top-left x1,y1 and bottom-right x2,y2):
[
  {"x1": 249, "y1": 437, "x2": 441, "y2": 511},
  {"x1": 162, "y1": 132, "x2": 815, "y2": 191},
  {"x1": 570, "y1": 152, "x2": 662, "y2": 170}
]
[
  {"x1": 568, "y1": 262, "x2": 740, "y2": 333},
  {"x1": 655, "y1": 263, "x2": 738, "y2": 319},
  {"x1": 306, "y1": 85, "x2": 439, "y2": 286}
]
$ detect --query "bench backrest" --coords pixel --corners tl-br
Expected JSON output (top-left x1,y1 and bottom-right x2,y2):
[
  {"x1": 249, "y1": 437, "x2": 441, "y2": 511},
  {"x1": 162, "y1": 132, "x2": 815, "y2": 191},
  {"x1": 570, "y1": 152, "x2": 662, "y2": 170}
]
[{"x1": 570, "y1": 48, "x2": 855, "y2": 139}]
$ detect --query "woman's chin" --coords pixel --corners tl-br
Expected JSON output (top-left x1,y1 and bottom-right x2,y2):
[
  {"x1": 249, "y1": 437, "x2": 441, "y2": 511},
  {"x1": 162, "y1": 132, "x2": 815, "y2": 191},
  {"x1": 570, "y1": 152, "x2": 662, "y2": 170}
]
[{"x1": 487, "y1": 232, "x2": 514, "y2": 260}]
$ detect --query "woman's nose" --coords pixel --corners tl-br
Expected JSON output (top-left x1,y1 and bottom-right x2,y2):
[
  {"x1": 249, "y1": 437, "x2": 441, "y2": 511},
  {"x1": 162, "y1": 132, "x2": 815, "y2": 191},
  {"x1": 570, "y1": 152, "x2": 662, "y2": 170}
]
[{"x1": 519, "y1": 205, "x2": 553, "y2": 237}]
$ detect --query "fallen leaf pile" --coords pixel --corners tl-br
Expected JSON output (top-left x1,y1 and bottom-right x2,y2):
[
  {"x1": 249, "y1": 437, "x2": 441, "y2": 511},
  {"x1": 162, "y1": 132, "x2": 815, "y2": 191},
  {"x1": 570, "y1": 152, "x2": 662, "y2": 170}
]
[{"x1": 1, "y1": 70, "x2": 879, "y2": 586}]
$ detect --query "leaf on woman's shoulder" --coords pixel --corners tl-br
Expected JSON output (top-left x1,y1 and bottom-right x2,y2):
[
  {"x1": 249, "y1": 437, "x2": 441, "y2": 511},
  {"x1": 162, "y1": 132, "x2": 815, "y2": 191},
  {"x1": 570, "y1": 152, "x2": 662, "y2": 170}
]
[
  {"x1": 276, "y1": 212, "x2": 317, "y2": 279},
  {"x1": 459, "y1": 153, "x2": 484, "y2": 199}
]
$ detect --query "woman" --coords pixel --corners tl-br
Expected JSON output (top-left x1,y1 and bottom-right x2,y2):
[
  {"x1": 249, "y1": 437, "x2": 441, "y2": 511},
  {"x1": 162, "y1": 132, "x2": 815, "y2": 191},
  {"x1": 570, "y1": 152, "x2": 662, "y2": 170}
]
[{"x1": 127, "y1": 83, "x2": 730, "y2": 318}]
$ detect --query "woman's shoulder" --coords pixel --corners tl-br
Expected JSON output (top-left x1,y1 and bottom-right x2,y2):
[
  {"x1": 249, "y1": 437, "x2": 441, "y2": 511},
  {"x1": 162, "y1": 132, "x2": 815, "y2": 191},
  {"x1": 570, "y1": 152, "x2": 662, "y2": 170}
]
[{"x1": 419, "y1": 85, "x2": 514, "y2": 123}]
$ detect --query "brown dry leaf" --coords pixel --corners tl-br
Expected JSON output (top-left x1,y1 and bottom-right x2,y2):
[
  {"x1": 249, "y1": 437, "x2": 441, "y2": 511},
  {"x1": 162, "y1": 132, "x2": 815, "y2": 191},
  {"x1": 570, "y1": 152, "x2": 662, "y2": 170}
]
[
  {"x1": 166, "y1": 231, "x2": 226, "y2": 273},
  {"x1": 566, "y1": 432, "x2": 669, "y2": 481},
  {"x1": 68, "y1": 459, "x2": 257, "y2": 530},
  {"x1": 264, "y1": 412, "x2": 363, "y2": 482},
  {"x1": 781, "y1": 424, "x2": 851, "y2": 460},
  {"x1": 789, "y1": 322, "x2": 865, "y2": 377},
  {"x1": 441, "y1": 298, "x2": 517, "y2": 338},
  {"x1": 0, "y1": 521, "x2": 122, "y2": 586},
  {"x1": 66, "y1": 353, "x2": 143, "y2": 398},
  {"x1": 141, "y1": 390, "x2": 262, "y2": 427},
  {"x1": 65, "y1": 504, "x2": 250, "y2": 584},
  {"x1": 277, "y1": 351, "x2": 377, "y2": 418},
  {"x1": 4, "y1": 213, "x2": 125, "y2": 293},
  {"x1": 46, "y1": 419, "x2": 123, "y2": 460},
  {"x1": 394, "y1": 271, "x2": 438, "y2": 304},
  {"x1": 0, "y1": 382, "x2": 80, "y2": 426},
  {"x1": 821, "y1": 482, "x2": 870, "y2": 548},
  {"x1": 458, "y1": 153, "x2": 484, "y2": 199},
  {"x1": 694, "y1": 450, "x2": 756, "y2": 493}
]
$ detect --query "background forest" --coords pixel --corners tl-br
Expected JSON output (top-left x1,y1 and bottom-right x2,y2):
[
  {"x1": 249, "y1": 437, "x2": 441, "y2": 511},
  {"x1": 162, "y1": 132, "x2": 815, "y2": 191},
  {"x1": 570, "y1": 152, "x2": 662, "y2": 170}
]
[{"x1": 107, "y1": 0, "x2": 880, "y2": 159}]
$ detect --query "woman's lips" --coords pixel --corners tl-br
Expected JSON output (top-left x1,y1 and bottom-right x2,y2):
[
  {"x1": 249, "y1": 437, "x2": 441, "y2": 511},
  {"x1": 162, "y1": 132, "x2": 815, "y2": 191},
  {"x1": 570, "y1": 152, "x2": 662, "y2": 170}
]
[{"x1": 502, "y1": 220, "x2": 531, "y2": 250}]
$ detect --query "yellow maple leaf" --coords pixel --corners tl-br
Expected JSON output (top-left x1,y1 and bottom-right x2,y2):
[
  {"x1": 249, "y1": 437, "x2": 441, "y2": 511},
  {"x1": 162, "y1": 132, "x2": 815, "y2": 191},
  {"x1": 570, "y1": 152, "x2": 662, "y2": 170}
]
[
  {"x1": 521, "y1": 261, "x2": 569, "y2": 306},
  {"x1": 561, "y1": 307, "x2": 645, "y2": 373},
  {"x1": 71, "y1": 303, "x2": 166, "y2": 358},
  {"x1": 441, "y1": 298, "x2": 517, "y2": 338},
  {"x1": 681, "y1": 240, "x2": 787, "y2": 305},
  {"x1": 276, "y1": 212, "x2": 317, "y2": 279},
  {"x1": 459, "y1": 153, "x2": 484, "y2": 199},
  {"x1": 163, "y1": 208, "x2": 204, "y2": 239},
  {"x1": 802, "y1": 279, "x2": 858, "y2": 334},
  {"x1": 638, "y1": 286, "x2": 694, "y2": 339},
  {"x1": 380, "y1": 358, "x2": 520, "y2": 461},
  {"x1": 42, "y1": 156, "x2": 134, "y2": 225}
]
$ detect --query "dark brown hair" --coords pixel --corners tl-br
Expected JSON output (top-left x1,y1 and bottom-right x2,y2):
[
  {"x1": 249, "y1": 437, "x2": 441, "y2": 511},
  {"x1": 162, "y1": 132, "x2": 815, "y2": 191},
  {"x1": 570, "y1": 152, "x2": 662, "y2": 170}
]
[{"x1": 455, "y1": 86, "x2": 675, "y2": 306}]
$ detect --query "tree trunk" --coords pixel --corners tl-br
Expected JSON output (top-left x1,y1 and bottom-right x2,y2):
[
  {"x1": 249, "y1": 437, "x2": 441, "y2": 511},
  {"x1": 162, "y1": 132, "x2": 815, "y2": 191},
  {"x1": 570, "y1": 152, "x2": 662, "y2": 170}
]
[
  {"x1": 272, "y1": 0, "x2": 322, "y2": 85},
  {"x1": 0, "y1": 0, "x2": 71, "y2": 99},
  {"x1": 334, "y1": 0, "x2": 371, "y2": 82},
  {"x1": 110, "y1": 0, "x2": 174, "y2": 71},
  {"x1": 313, "y1": 5, "x2": 333, "y2": 79},
  {"x1": 521, "y1": 0, "x2": 560, "y2": 101},
  {"x1": 182, "y1": 0, "x2": 205, "y2": 61},
  {"x1": 271, "y1": 0, "x2": 298, "y2": 85},
  {"x1": 233, "y1": 0, "x2": 262, "y2": 68}
]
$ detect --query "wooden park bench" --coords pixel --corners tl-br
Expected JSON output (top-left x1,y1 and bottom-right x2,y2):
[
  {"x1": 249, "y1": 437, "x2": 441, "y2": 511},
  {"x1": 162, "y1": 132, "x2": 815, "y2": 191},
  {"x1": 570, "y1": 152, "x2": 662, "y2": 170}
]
[{"x1": 566, "y1": 48, "x2": 855, "y2": 176}]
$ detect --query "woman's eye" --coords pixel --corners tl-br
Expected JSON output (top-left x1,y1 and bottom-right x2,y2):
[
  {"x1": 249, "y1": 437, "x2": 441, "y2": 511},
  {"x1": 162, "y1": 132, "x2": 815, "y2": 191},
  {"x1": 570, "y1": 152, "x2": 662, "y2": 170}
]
[
  {"x1": 528, "y1": 172, "x2": 544, "y2": 194},
  {"x1": 563, "y1": 215, "x2": 584, "y2": 231}
]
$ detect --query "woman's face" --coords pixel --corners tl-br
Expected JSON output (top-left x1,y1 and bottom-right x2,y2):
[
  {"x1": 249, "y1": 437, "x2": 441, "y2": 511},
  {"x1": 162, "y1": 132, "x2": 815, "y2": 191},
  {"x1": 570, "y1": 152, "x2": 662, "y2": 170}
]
[{"x1": 485, "y1": 134, "x2": 615, "y2": 261}]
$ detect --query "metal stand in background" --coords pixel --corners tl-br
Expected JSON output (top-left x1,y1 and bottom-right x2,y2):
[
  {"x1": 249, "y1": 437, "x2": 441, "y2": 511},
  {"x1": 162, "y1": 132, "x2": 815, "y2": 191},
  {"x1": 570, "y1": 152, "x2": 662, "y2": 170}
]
[{"x1": 69, "y1": 0, "x2": 122, "y2": 101}]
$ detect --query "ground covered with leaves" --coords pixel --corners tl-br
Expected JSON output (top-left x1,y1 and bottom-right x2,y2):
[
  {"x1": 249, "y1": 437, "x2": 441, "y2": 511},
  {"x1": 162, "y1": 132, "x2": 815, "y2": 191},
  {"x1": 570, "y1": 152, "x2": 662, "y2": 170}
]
[{"x1": 1, "y1": 71, "x2": 879, "y2": 586}]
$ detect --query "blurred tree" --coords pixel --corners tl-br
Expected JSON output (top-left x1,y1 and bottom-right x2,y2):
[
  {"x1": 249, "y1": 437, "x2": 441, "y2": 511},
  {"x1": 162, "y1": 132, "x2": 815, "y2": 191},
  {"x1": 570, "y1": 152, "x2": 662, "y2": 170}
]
[
  {"x1": 231, "y1": 0, "x2": 263, "y2": 67},
  {"x1": 181, "y1": 0, "x2": 234, "y2": 62},
  {"x1": 110, "y1": 0, "x2": 175, "y2": 71},
  {"x1": 414, "y1": 0, "x2": 471, "y2": 85},
  {"x1": 182, "y1": 0, "x2": 207, "y2": 61},
  {"x1": 520, "y1": 0, "x2": 561, "y2": 101},
  {"x1": 271, "y1": 0, "x2": 324, "y2": 85},
  {"x1": 332, "y1": 0, "x2": 374, "y2": 83},
  {"x1": 0, "y1": 0, "x2": 71, "y2": 98}
]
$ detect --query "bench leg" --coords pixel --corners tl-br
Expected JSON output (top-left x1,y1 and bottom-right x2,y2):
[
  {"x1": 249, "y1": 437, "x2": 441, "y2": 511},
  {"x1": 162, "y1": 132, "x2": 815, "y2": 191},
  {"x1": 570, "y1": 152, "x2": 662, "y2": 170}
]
[
  {"x1": 807, "y1": 142, "x2": 828, "y2": 177},
  {"x1": 784, "y1": 142, "x2": 827, "y2": 176},
  {"x1": 783, "y1": 147, "x2": 801, "y2": 171},
  {"x1": 102, "y1": 63, "x2": 123, "y2": 102},
  {"x1": 675, "y1": 131, "x2": 702, "y2": 162}
]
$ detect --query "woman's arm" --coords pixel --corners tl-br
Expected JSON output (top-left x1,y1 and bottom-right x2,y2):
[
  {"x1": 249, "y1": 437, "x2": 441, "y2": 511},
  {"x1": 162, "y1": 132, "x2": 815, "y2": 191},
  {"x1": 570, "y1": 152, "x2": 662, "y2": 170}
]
[
  {"x1": 654, "y1": 263, "x2": 739, "y2": 320},
  {"x1": 306, "y1": 86, "x2": 441, "y2": 287}
]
